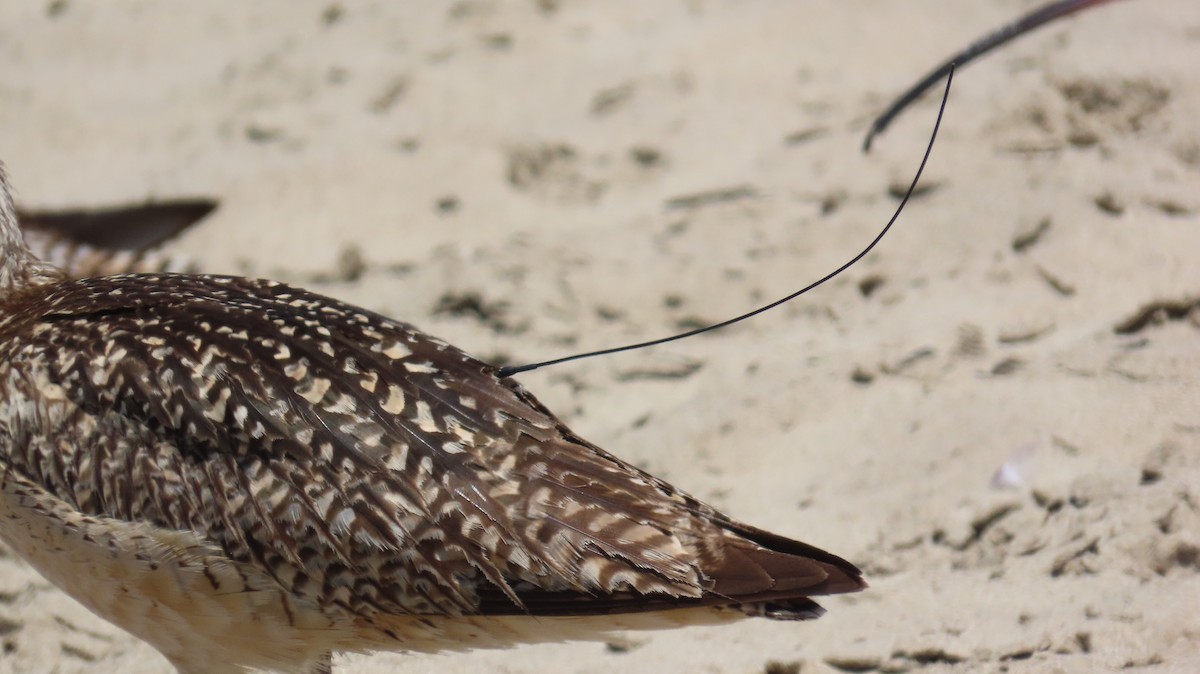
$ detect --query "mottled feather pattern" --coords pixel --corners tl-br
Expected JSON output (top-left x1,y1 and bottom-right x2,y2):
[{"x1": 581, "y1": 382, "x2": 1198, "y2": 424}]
[{"x1": 0, "y1": 273, "x2": 859, "y2": 633}]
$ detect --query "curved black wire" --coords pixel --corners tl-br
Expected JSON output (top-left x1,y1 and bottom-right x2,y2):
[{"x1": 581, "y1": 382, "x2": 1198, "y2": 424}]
[
  {"x1": 497, "y1": 66, "x2": 955, "y2": 379},
  {"x1": 863, "y1": 0, "x2": 1120, "y2": 153}
]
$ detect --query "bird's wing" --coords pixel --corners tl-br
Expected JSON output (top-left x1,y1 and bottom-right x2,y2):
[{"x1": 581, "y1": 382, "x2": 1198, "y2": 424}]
[
  {"x1": 1, "y1": 272, "x2": 861, "y2": 623},
  {"x1": 18, "y1": 199, "x2": 211, "y2": 278}
]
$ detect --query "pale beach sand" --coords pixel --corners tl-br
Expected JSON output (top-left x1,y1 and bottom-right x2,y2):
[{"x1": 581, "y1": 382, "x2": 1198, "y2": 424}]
[{"x1": 0, "y1": 2, "x2": 1197, "y2": 672}]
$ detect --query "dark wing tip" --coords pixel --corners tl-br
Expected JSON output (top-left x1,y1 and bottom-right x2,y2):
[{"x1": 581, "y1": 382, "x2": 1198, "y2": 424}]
[
  {"x1": 699, "y1": 520, "x2": 866, "y2": 620},
  {"x1": 717, "y1": 520, "x2": 866, "y2": 591}
]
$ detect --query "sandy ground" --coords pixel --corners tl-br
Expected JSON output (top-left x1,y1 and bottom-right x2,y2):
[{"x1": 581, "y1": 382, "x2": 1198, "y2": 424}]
[{"x1": 1, "y1": 1, "x2": 1199, "y2": 672}]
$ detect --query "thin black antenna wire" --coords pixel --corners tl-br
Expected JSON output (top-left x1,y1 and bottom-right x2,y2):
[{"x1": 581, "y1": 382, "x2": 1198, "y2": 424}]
[
  {"x1": 497, "y1": 65, "x2": 955, "y2": 379},
  {"x1": 862, "y1": 0, "x2": 1117, "y2": 152}
]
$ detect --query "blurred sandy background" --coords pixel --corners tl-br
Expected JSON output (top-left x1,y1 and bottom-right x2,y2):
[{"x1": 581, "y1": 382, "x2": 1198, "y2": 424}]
[{"x1": 1, "y1": 1, "x2": 1198, "y2": 672}]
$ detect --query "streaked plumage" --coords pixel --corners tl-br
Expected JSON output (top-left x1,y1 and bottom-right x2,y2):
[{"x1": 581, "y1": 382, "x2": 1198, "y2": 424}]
[{"x1": 0, "y1": 164, "x2": 864, "y2": 674}]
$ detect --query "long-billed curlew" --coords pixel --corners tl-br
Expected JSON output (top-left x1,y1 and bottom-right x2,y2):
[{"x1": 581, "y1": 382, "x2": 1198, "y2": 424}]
[{"x1": 0, "y1": 163, "x2": 863, "y2": 673}]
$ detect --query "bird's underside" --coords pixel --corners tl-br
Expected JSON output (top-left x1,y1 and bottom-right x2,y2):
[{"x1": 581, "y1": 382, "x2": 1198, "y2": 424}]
[{"x1": 0, "y1": 269, "x2": 865, "y2": 673}]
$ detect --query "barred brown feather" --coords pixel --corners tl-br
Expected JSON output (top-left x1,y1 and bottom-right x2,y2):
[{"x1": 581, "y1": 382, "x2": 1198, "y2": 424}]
[
  {"x1": 0, "y1": 164, "x2": 864, "y2": 674},
  {"x1": 19, "y1": 199, "x2": 211, "y2": 278},
  {"x1": 21, "y1": 226, "x2": 184, "y2": 278}
]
